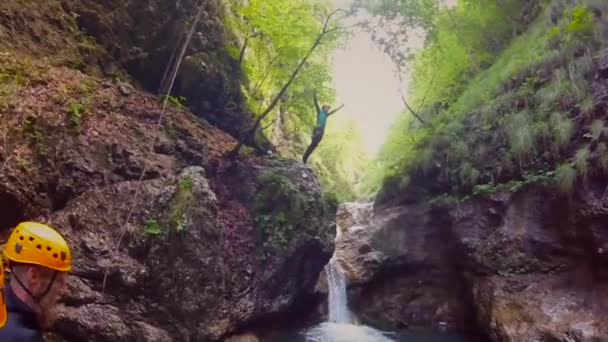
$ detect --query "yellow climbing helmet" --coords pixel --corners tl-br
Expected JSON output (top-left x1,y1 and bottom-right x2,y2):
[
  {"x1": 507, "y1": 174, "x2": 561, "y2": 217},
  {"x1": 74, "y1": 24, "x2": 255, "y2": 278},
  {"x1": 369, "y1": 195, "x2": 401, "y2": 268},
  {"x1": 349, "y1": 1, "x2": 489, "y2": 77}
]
[{"x1": 4, "y1": 222, "x2": 72, "y2": 272}]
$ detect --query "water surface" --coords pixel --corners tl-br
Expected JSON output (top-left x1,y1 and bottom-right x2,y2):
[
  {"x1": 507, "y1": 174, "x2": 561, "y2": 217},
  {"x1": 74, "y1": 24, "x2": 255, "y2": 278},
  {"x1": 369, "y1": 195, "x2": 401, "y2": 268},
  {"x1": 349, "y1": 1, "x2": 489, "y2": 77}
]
[{"x1": 274, "y1": 322, "x2": 474, "y2": 342}]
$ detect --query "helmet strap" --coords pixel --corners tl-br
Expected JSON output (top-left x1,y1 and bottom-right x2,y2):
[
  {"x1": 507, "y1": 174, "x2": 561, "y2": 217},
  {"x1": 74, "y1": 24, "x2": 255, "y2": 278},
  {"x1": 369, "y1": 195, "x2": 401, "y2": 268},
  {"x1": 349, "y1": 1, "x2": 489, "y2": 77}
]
[
  {"x1": 38, "y1": 271, "x2": 57, "y2": 302},
  {"x1": 12, "y1": 268, "x2": 57, "y2": 304}
]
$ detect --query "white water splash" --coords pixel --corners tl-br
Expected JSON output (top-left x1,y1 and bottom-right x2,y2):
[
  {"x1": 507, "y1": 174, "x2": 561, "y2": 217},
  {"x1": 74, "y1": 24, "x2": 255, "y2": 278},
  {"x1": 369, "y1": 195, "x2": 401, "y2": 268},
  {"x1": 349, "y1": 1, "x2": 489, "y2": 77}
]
[{"x1": 305, "y1": 322, "x2": 395, "y2": 342}]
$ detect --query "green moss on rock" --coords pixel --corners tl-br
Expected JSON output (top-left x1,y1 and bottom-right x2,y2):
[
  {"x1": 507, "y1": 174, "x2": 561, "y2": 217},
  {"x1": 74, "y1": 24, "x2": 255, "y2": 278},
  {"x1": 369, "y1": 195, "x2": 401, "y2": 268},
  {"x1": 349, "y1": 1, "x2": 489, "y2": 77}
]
[
  {"x1": 254, "y1": 170, "x2": 308, "y2": 253},
  {"x1": 250, "y1": 161, "x2": 335, "y2": 260},
  {"x1": 168, "y1": 174, "x2": 194, "y2": 232}
]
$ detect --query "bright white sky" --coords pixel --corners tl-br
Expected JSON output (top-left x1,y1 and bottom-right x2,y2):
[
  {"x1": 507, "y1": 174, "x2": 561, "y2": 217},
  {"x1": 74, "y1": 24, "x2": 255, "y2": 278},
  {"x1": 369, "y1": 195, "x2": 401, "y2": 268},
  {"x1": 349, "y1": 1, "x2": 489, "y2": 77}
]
[
  {"x1": 329, "y1": 0, "x2": 411, "y2": 157},
  {"x1": 329, "y1": 0, "x2": 453, "y2": 156}
]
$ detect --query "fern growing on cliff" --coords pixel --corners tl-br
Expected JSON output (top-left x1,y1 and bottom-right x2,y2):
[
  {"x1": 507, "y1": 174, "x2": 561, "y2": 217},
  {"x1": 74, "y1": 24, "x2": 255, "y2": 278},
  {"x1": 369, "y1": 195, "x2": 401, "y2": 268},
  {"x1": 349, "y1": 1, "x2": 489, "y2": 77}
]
[
  {"x1": 590, "y1": 120, "x2": 605, "y2": 141},
  {"x1": 598, "y1": 143, "x2": 608, "y2": 173},
  {"x1": 549, "y1": 111, "x2": 574, "y2": 155},
  {"x1": 580, "y1": 96, "x2": 595, "y2": 118},
  {"x1": 362, "y1": 0, "x2": 608, "y2": 203},
  {"x1": 507, "y1": 111, "x2": 537, "y2": 165},
  {"x1": 66, "y1": 102, "x2": 87, "y2": 134},
  {"x1": 574, "y1": 146, "x2": 591, "y2": 182},
  {"x1": 556, "y1": 163, "x2": 576, "y2": 194}
]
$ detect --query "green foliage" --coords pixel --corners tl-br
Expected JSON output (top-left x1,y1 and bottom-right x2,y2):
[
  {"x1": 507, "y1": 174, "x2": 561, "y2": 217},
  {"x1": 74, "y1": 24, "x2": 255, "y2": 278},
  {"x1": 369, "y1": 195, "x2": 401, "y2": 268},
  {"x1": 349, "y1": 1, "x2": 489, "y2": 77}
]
[
  {"x1": 68, "y1": 31, "x2": 106, "y2": 72},
  {"x1": 547, "y1": 4, "x2": 595, "y2": 49},
  {"x1": 598, "y1": 142, "x2": 608, "y2": 173},
  {"x1": 224, "y1": 0, "x2": 365, "y2": 199},
  {"x1": 0, "y1": 74, "x2": 25, "y2": 110},
  {"x1": 426, "y1": 193, "x2": 468, "y2": 207},
  {"x1": 367, "y1": 1, "x2": 555, "y2": 192},
  {"x1": 66, "y1": 102, "x2": 87, "y2": 134},
  {"x1": 566, "y1": 5, "x2": 594, "y2": 36},
  {"x1": 22, "y1": 115, "x2": 49, "y2": 157},
  {"x1": 555, "y1": 162, "x2": 576, "y2": 194},
  {"x1": 0, "y1": 53, "x2": 48, "y2": 110},
  {"x1": 580, "y1": 96, "x2": 595, "y2": 117},
  {"x1": 225, "y1": 0, "x2": 341, "y2": 121},
  {"x1": 473, "y1": 170, "x2": 556, "y2": 196},
  {"x1": 507, "y1": 111, "x2": 536, "y2": 164},
  {"x1": 549, "y1": 111, "x2": 574, "y2": 154},
  {"x1": 535, "y1": 71, "x2": 569, "y2": 109},
  {"x1": 254, "y1": 213, "x2": 295, "y2": 257},
  {"x1": 309, "y1": 117, "x2": 371, "y2": 201},
  {"x1": 145, "y1": 218, "x2": 163, "y2": 237},
  {"x1": 589, "y1": 119, "x2": 605, "y2": 141},
  {"x1": 406, "y1": 0, "x2": 538, "y2": 109},
  {"x1": 459, "y1": 162, "x2": 480, "y2": 187},
  {"x1": 366, "y1": 0, "x2": 607, "y2": 199},
  {"x1": 254, "y1": 171, "x2": 307, "y2": 253},
  {"x1": 161, "y1": 95, "x2": 187, "y2": 110},
  {"x1": 574, "y1": 145, "x2": 590, "y2": 181},
  {"x1": 168, "y1": 175, "x2": 194, "y2": 232}
]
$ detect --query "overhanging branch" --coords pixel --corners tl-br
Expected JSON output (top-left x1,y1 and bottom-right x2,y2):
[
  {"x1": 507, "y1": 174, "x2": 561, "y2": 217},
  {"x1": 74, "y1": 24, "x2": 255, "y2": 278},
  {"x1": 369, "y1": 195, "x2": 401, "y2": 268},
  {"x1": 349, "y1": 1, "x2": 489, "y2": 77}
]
[
  {"x1": 401, "y1": 94, "x2": 427, "y2": 126},
  {"x1": 228, "y1": 9, "x2": 344, "y2": 157}
]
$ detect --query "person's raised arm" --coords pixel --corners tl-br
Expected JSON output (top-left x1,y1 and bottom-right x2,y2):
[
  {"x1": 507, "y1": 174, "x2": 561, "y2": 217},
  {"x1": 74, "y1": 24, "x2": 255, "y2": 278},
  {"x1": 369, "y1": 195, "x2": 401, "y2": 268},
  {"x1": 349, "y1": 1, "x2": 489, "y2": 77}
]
[
  {"x1": 313, "y1": 92, "x2": 321, "y2": 114},
  {"x1": 328, "y1": 104, "x2": 344, "y2": 116}
]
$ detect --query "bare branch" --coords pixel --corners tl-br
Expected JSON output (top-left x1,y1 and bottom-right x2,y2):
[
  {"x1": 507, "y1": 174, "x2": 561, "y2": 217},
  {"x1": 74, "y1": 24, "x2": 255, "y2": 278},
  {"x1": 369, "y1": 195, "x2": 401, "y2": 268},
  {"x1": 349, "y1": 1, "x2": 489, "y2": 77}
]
[
  {"x1": 324, "y1": 26, "x2": 345, "y2": 35},
  {"x1": 400, "y1": 94, "x2": 427, "y2": 126},
  {"x1": 262, "y1": 113, "x2": 281, "y2": 130},
  {"x1": 252, "y1": 54, "x2": 281, "y2": 96},
  {"x1": 238, "y1": 37, "x2": 249, "y2": 65},
  {"x1": 239, "y1": 31, "x2": 263, "y2": 65}
]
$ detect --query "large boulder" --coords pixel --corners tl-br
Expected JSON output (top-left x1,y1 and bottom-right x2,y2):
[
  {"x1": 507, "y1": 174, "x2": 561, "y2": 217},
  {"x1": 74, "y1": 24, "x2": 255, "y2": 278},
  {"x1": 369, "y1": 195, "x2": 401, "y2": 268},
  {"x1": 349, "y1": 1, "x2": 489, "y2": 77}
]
[
  {"x1": 0, "y1": 60, "x2": 334, "y2": 341},
  {"x1": 334, "y1": 203, "x2": 476, "y2": 334},
  {"x1": 474, "y1": 273, "x2": 608, "y2": 341},
  {"x1": 45, "y1": 159, "x2": 334, "y2": 341}
]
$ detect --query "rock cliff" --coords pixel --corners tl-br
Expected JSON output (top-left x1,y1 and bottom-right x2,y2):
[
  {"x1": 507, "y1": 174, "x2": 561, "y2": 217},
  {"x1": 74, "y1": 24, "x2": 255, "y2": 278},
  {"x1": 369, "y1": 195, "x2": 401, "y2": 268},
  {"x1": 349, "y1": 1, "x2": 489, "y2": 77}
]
[
  {"x1": 0, "y1": 1, "x2": 335, "y2": 340},
  {"x1": 335, "y1": 183, "x2": 608, "y2": 340}
]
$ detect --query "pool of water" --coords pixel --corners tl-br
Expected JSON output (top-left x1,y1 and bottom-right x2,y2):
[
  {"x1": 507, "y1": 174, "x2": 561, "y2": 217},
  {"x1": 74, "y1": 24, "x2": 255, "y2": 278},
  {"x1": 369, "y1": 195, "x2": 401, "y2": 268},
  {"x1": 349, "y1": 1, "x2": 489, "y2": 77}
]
[{"x1": 272, "y1": 322, "x2": 475, "y2": 342}]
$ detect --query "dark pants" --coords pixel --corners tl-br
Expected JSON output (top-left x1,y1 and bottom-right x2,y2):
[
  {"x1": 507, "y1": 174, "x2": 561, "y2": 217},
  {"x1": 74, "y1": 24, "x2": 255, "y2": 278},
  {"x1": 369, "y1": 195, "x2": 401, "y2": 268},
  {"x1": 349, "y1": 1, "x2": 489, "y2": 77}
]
[{"x1": 303, "y1": 127, "x2": 325, "y2": 164}]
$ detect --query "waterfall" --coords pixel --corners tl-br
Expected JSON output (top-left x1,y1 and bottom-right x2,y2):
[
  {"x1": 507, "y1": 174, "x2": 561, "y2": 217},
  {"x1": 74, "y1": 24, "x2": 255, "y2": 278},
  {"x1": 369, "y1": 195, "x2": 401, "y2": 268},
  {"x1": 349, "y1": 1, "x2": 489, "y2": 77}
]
[{"x1": 326, "y1": 258, "x2": 351, "y2": 323}]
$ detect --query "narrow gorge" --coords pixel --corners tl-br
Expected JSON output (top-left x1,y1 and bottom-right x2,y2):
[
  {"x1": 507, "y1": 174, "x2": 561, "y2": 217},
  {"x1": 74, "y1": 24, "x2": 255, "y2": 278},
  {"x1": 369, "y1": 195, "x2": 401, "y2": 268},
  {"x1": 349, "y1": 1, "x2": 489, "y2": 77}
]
[{"x1": 1, "y1": 0, "x2": 608, "y2": 341}]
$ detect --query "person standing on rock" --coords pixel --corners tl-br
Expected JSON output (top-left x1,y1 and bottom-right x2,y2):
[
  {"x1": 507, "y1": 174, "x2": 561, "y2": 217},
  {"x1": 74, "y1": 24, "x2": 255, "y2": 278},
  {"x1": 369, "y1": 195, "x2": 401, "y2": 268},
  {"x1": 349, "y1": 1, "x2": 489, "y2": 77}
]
[
  {"x1": 0, "y1": 222, "x2": 71, "y2": 341},
  {"x1": 302, "y1": 91, "x2": 344, "y2": 164}
]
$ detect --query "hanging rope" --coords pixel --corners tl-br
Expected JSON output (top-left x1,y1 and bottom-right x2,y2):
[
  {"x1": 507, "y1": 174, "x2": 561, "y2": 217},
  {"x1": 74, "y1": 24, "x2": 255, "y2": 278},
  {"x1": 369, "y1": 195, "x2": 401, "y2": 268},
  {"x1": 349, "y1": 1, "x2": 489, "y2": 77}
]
[{"x1": 102, "y1": 1, "x2": 206, "y2": 293}]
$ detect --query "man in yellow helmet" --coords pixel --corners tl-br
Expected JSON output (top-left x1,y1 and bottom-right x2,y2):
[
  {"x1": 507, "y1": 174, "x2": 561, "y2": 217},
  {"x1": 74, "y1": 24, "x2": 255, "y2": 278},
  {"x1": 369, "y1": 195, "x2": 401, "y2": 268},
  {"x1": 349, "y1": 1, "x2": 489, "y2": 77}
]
[{"x1": 0, "y1": 222, "x2": 71, "y2": 341}]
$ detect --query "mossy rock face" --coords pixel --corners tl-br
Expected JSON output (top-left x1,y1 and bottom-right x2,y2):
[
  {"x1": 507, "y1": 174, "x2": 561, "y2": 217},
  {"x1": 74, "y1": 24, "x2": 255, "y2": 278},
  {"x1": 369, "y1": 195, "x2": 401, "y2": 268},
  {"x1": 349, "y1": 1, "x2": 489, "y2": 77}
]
[
  {"x1": 0, "y1": 0, "x2": 109, "y2": 73},
  {"x1": 61, "y1": 0, "x2": 261, "y2": 143},
  {"x1": 254, "y1": 170, "x2": 320, "y2": 255},
  {"x1": 223, "y1": 157, "x2": 335, "y2": 313},
  {"x1": 251, "y1": 160, "x2": 335, "y2": 259},
  {"x1": 177, "y1": 50, "x2": 255, "y2": 142}
]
